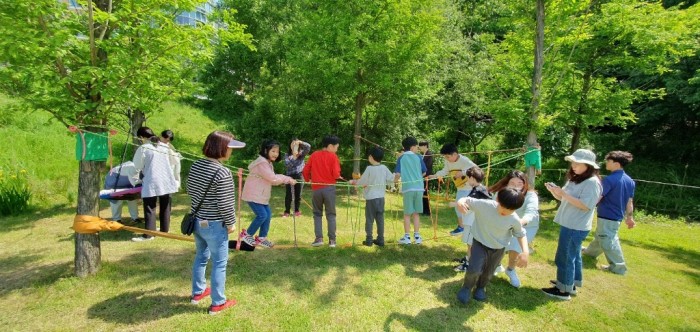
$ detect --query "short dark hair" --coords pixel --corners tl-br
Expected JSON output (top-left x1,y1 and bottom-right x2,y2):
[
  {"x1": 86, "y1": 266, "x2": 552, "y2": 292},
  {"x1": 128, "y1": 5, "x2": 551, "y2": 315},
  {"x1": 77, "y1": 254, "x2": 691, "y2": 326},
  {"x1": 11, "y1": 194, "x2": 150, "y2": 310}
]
[
  {"x1": 259, "y1": 139, "x2": 281, "y2": 162},
  {"x1": 161, "y1": 129, "x2": 174, "y2": 142},
  {"x1": 466, "y1": 166, "x2": 485, "y2": 183},
  {"x1": 368, "y1": 147, "x2": 384, "y2": 162},
  {"x1": 440, "y1": 143, "x2": 458, "y2": 155},
  {"x1": 605, "y1": 151, "x2": 633, "y2": 167},
  {"x1": 137, "y1": 127, "x2": 158, "y2": 144},
  {"x1": 419, "y1": 141, "x2": 429, "y2": 147},
  {"x1": 321, "y1": 135, "x2": 340, "y2": 148},
  {"x1": 496, "y1": 188, "x2": 525, "y2": 210},
  {"x1": 202, "y1": 130, "x2": 234, "y2": 159},
  {"x1": 402, "y1": 136, "x2": 418, "y2": 151}
]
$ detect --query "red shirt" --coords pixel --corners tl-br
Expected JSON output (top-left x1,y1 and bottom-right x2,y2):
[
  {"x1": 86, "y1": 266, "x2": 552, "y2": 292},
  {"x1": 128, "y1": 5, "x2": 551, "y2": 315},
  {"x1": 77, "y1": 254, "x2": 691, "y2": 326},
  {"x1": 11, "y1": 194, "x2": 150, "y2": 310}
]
[{"x1": 302, "y1": 150, "x2": 341, "y2": 190}]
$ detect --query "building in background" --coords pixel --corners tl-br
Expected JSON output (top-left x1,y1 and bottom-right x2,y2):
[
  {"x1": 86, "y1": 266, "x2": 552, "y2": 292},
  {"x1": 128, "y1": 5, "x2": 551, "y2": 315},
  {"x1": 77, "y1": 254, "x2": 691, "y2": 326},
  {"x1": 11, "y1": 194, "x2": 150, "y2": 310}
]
[{"x1": 176, "y1": 1, "x2": 219, "y2": 27}]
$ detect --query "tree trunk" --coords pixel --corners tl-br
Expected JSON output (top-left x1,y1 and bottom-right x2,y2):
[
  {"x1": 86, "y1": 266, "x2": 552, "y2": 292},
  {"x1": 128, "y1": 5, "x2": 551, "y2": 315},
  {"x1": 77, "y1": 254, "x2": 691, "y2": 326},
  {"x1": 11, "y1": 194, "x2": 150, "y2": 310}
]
[
  {"x1": 74, "y1": 159, "x2": 103, "y2": 277},
  {"x1": 528, "y1": 0, "x2": 545, "y2": 187},
  {"x1": 570, "y1": 63, "x2": 593, "y2": 153},
  {"x1": 130, "y1": 108, "x2": 146, "y2": 145},
  {"x1": 353, "y1": 91, "x2": 366, "y2": 176}
]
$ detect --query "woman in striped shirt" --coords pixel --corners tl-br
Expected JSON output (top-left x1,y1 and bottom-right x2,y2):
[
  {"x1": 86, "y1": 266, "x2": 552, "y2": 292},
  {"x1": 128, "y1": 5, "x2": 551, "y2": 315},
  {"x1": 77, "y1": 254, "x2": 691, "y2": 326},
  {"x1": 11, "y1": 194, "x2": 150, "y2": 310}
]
[{"x1": 188, "y1": 131, "x2": 245, "y2": 315}]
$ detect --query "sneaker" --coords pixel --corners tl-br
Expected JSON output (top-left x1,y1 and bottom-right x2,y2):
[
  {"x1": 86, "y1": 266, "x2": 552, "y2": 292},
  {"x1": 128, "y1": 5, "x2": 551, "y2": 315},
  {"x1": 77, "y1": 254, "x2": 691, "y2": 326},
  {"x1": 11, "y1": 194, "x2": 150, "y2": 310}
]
[
  {"x1": 452, "y1": 256, "x2": 468, "y2": 264},
  {"x1": 329, "y1": 240, "x2": 336, "y2": 248},
  {"x1": 505, "y1": 268, "x2": 521, "y2": 288},
  {"x1": 549, "y1": 280, "x2": 577, "y2": 295},
  {"x1": 449, "y1": 226, "x2": 464, "y2": 236},
  {"x1": 372, "y1": 239, "x2": 385, "y2": 247},
  {"x1": 208, "y1": 299, "x2": 237, "y2": 315},
  {"x1": 414, "y1": 235, "x2": 423, "y2": 245},
  {"x1": 282, "y1": 212, "x2": 290, "y2": 218},
  {"x1": 132, "y1": 218, "x2": 144, "y2": 223},
  {"x1": 493, "y1": 265, "x2": 505, "y2": 275},
  {"x1": 255, "y1": 236, "x2": 274, "y2": 248},
  {"x1": 240, "y1": 230, "x2": 256, "y2": 246},
  {"x1": 454, "y1": 262, "x2": 468, "y2": 272},
  {"x1": 398, "y1": 235, "x2": 412, "y2": 245},
  {"x1": 294, "y1": 211, "x2": 302, "y2": 217},
  {"x1": 362, "y1": 240, "x2": 373, "y2": 247},
  {"x1": 311, "y1": 238, "x2": 324, "y2": 247},
  {"x1": 131, "y1": 235, "x2": 154, "y2": 242},
  {"x1": 542, "y1": 286, "x2": 571, "y2": 300},
  {"x1": 473, "y1": 287, "x2": 487, "y2": 301},
  {"x1": 190, "y1": 287, "x2": 211, "y2": 304},
  {"x1": 457, "y1": 287, "x2": 471, "y2": 304}
]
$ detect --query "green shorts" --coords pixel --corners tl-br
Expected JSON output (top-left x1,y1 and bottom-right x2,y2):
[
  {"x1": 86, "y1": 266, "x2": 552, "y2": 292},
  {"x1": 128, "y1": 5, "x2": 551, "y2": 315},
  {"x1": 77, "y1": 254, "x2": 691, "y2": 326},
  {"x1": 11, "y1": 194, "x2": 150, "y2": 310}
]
[{"x1": 402, "y1": 191, "x2": 424, "y2": 215}]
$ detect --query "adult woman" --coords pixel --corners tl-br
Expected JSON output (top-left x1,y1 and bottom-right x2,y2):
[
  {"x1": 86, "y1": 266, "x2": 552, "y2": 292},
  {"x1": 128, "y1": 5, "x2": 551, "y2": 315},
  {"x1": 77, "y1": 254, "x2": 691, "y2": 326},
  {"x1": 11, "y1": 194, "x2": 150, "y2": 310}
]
[
  {"x1": 131, "y1": 127, "x2": 178, "y2": 241},
  {"x1": 489, "y1": 170, "x2": 539, "y2": 288},
  {"x1": 188, "y1": 131, "x2": 245, "y2": 314},
  {"x1": 160, "y1": 129, "x2": 182, "y2": 190},
  {"x1": 542, "y1": 149, "x2": 602, "y2": 300},
  {"x1": 282, "y1": 138, "x2": 311, "y2": 217}
]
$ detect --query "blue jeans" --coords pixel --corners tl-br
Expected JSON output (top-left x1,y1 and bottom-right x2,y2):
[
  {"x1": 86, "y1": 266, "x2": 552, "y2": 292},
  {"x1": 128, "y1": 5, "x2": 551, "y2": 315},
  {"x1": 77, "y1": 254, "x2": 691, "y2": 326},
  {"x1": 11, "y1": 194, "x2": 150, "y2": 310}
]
[
  {"x1": 192, "y1": 219, "x2": 229, "y2": 306},
  {"x1": 247, "y1": 202, "x2": 272, "y2": 237},
  {"x1": 554, "y1": 225, "x2": 589, "y2": 293}
]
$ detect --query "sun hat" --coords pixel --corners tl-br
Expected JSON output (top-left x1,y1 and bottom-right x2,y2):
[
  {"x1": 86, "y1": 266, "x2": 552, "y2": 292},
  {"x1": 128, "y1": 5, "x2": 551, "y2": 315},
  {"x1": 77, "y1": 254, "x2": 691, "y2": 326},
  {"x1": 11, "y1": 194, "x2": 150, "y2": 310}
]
[
  {"x1": 564, "y1": 149, "x2": 599, "y2": 169},
  {"x1": 227, "y1": 139, "x2": 246, "y2": 149}
]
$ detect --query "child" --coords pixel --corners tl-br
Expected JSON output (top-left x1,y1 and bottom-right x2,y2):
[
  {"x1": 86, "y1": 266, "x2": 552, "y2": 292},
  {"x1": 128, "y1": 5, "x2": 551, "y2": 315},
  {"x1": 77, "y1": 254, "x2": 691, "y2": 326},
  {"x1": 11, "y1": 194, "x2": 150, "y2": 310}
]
[
  {"x1": 582, "y1": 150, "x2": 635, "y2": 275},
  {"x1": 453, "y1": 166, "x2": 491, "y2": 272},
  {"x1": 103, "y1": 161, "x2": 141, "y2": 223},
  {"x1": 240, "y1": 140, "x2": 297, "y2": 248},
  {"x1": 489, "y1": 170, "x2": 539, "y2": 288},
  {"x1": 282, "y1": 138, "x2": 311, "y2": 217},
  {"x1": 453, "y1": 188, "x2": 529, "y2": 304},
  {"x1": 418, "y1": 141, "x2": 434, "y2": 216},
  {"x1": 303, "y1": 135, "x2": 342, "y2": 247},
  {"x1": 394, "y1": 137, "x2": 427, "y2": 245},
  {"x1": 349, "y1": 147, "x2": 394, "y2": 247},
  {"x1": 427, "y1": 143, "x2": 476, "y2": 236}
]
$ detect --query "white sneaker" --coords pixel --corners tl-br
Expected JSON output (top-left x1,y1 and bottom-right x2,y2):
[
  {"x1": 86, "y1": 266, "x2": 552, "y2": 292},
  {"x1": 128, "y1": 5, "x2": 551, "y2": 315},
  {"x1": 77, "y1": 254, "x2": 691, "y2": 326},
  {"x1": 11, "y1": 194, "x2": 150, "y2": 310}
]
[
  {"x1": 398, "y1": 235, "x2": 412, "y2": 245},
  {"x1": 505, "y1": 268, "x2": 521, "y2": 288},
  {"x1": 493, "y1": 265, "x2": 505, "y2": 275},
  {"x1": 414, "y1": 235, "x2": 423, "y2": 245},
  {"x1": 131, "y1": 236, "x2": 154, "y2": 242}
]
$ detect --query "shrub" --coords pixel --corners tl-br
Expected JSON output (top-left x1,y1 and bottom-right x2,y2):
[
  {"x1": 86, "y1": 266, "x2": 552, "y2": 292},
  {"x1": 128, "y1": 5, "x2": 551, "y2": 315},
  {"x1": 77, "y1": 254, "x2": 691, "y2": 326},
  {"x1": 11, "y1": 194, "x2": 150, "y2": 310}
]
[{"x1": 0, "y1": 168, "x2": 31, "y2": 216}]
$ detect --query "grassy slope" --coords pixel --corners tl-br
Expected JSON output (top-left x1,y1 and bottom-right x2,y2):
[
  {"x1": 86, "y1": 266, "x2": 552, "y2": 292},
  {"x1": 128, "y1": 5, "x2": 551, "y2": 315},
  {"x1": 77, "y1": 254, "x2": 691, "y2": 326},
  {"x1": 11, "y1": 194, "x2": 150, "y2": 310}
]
[{"x1": 0, "y1": 99, "x2": 698, "y2": 331}]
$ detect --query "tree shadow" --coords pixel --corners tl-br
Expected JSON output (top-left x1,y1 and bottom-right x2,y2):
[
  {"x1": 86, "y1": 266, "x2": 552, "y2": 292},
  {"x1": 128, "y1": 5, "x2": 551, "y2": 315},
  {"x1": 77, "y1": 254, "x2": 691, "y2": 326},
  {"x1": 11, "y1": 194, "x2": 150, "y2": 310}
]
[
  {"x1": 87, "y1": 288, "x2": 202, "y2": 324},
  {"x1": 0, "y1": 252, "x2": 72, "y2": 296}
]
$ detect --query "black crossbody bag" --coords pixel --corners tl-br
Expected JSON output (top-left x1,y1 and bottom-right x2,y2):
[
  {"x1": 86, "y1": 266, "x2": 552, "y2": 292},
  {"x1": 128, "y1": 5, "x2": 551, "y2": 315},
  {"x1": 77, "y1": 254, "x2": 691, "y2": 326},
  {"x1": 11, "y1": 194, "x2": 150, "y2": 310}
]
[{"x1": 181, "y1": 169, "x2": 221, "y2": 235}]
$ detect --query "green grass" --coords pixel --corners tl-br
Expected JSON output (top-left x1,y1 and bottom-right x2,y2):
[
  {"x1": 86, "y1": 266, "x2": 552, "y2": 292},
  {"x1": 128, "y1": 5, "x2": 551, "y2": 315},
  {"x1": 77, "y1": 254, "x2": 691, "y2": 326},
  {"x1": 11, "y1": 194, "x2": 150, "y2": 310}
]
[{"x1": 1, "y1": 97, "x2": 699, "y2": 331}]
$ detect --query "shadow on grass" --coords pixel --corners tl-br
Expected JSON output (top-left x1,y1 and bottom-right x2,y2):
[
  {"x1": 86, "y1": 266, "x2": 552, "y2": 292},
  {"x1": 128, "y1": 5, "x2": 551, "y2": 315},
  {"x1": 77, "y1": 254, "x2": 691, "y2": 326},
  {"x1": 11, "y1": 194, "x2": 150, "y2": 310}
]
[
  {"x1": 0, "y1": 253, "x2": 72, "y2": 296},
  {"x1": 0, "y1": 203, "x2": 75, "y2": 234},
  {"x1": 623, "y1": 240, "x2": 700, "y2": 284},
  {"x1": 87, "y1": 289, "x2": 202, "y2": 324}
]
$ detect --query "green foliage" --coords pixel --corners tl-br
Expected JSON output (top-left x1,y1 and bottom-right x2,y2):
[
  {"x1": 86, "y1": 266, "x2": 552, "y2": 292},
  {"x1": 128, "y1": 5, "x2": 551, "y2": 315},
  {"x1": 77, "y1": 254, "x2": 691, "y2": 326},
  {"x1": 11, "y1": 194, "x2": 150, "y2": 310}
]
[
  {"x1": 0, "y1": 167, "x2": 31, "y2": 216},
  {"x1": 0, "y1": 0, "x2": 253, "y2": 129}
]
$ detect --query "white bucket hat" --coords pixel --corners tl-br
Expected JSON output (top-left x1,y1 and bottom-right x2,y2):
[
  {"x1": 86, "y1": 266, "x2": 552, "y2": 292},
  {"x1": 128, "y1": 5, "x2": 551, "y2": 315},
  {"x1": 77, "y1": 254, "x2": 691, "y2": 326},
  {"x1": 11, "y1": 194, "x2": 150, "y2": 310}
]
[{"x1": 564, "y1": 149, "x2": 599, "y2": 169}]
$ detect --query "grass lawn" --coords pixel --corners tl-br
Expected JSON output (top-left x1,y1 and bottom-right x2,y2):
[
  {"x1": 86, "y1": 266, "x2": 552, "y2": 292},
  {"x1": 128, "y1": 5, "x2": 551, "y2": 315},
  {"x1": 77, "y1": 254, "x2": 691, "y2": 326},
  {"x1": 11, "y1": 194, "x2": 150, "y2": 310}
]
[
  {"x1": 2, "y1": 97, "x2": 699, "y2": 330},
  {"x1": 0, "y1": 188, "x2": 699, "y2": 331}
]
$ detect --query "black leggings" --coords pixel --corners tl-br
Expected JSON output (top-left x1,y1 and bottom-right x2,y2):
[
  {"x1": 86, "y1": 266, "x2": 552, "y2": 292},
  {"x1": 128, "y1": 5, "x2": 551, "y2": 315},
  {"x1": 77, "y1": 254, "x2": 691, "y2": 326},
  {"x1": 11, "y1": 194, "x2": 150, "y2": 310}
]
[
  {"x1": 143, "y1": 194, "x2": 171, "y2": 236},
  {"x1": 284, "y1": 173, "x2": 302, "y2": 213}
]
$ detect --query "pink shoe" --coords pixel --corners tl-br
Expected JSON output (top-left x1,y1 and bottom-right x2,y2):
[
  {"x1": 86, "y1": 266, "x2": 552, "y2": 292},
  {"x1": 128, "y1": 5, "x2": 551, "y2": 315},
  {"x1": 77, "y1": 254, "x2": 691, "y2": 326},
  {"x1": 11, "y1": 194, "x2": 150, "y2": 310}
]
[
  {"x1": 255, "y1": 236, "x2": 275, "y2": 248},
  {"x1": 294, "y1": 211, "x2": 301, "y2": 217},
  {"x1": 282, "y1": 212, "x2": 290, "y2": 218}
]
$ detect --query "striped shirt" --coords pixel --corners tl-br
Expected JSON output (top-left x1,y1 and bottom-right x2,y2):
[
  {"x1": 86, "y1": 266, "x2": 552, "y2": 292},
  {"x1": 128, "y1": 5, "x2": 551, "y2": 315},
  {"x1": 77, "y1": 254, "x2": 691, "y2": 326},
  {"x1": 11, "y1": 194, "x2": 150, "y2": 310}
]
[{"x1": 186, "y1": 159, "x2": 237, "y2": 227}]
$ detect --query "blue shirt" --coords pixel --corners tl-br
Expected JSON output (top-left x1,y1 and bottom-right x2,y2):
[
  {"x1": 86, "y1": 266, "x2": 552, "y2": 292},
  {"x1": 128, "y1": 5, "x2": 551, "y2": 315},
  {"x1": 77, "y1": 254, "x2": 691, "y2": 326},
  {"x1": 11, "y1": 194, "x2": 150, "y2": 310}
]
[
  {"x1": 394, "y1": 151, "x2": 427, "y2": 192},
  {"x1": 597, "y1": 170, "x2": 635, "y2": 221}
]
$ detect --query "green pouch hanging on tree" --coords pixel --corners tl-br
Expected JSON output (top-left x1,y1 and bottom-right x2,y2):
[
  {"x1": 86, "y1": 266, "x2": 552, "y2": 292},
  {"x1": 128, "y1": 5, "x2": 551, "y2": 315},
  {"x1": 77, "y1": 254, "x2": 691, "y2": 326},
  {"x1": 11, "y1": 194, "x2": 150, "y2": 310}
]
[{"x1": 76, "y1": 132, "x2": 109, "y2": 161}]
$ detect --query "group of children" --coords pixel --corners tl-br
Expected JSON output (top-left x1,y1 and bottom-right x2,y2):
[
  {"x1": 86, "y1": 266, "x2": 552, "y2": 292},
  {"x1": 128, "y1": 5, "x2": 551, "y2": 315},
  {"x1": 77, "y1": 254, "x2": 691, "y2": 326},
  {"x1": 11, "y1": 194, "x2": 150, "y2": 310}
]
[{"x1": 175, "y1": 133, "x2": 635, "y2": 306}]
